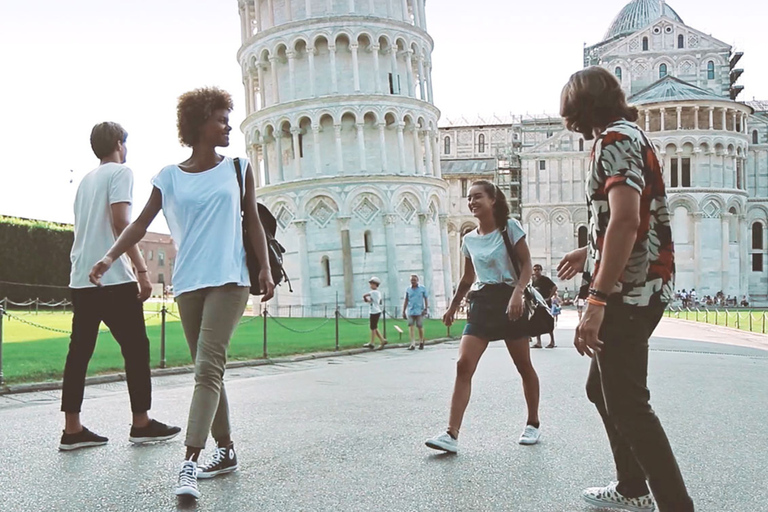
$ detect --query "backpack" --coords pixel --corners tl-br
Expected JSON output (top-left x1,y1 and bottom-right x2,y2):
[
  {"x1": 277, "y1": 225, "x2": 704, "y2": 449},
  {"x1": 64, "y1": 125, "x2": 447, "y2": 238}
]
[{"x1": 234, "y1": 158, "x2": 292, "y2": 295}]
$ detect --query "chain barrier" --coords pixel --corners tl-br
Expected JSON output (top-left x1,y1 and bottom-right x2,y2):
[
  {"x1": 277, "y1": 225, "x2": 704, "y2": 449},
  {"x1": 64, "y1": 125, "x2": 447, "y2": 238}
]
[
  {"x1": 338, "y1": 312, "x2": 368, "y2": 326},
  {"x1": 266, "y1": 312, "x2": 332, "y2": 333},
  {"x1": 0, "y1": 280, "x2": 69, "y2": 289},
  {"x1": 238, "y1": 314, "x2": 260, "y2": 326},
  {"x1": 4, "y1": 299, "x2": 37, "y2": 307},
  {"x1": 3, "y1": 311, "x2": 79, "y2": 335}
]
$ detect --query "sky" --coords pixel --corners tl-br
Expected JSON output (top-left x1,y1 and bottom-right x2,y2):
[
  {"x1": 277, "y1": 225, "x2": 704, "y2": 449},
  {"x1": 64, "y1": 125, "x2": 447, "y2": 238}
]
[{"x1": 0, "y1": 0, "x2": 766, "y2": 233}]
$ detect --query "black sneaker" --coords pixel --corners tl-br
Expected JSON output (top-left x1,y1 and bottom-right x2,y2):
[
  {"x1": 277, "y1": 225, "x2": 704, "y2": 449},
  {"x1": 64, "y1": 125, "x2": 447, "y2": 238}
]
[
  {"x1": 418, "y1": 342, "x2": 424, "y2": 350},
  {"x1": 197, "y1": 444, "x2": 238, "y2": 479},
  {"x1": 129, "y1": 419, "x2": 181, "y2": 444},
  {"x1": 59, "y1": 426, "x2": 108, "y2": 451}
]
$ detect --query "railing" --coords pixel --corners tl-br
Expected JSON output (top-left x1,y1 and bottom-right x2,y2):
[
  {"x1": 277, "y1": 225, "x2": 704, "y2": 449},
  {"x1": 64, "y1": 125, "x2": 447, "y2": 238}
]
[{"x1": 664, "y1": 305, "x2": 768, "y2": 334}]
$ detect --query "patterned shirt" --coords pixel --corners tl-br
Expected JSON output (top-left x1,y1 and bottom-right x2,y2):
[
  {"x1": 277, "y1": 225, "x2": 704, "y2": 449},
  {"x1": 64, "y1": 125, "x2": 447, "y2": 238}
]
[{"x1": 586, "y1": 119, "x2": 675, "y2": 307}]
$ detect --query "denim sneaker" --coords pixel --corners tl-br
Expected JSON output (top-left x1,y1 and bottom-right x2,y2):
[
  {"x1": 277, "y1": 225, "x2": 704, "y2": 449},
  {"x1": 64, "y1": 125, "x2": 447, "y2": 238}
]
[
  {"x1": 582, "y1": 481, "x2": 656, "y2": 512},
  {"x1": 175, "y1": 460, "x2": 200, "y2": 499},
  {"x1": 518, "y1": 425, "x2": 541, "y2": 445},
  {"x1": 59, "y1": 426, "x2": 108, "y2": 451},
  {"x1": 197, "y1": 444, "x2": 238, "y2": 479},
  {"x1": 425, "y1": 431, "x2": 458, "y2": 453},
  {"x1": 129, "y1": 419, "x2": 181, "y2": 444}
]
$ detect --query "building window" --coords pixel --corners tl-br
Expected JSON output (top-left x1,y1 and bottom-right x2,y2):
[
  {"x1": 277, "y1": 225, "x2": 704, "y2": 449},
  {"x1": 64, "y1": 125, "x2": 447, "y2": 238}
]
[
  {"x1": 298, "y1": 133, "x2": 304, "y2": 158},
  {"x1": 678, "y1": 34, "x2": 684, "y2": 48},
  {"x1": 148, "y1": 250, "x2": 153, "y2": 261},
  {"x1": 614, "y1": 67, "x2": 622, "y2": 81},
  {"x1": 752, "y1": 222, "x2": 764, "y2": 250},
  {"x1": 364, "y1": 231, "x2": 373, "y2": 253},
  {"x1": 578, "y1": 226, "x2": 588, "y2": 248},
  {"x1": 642, "y1": 37, "x2": 649, "y2": 51},
  {"x1": 388, "y1": 73, "x2": 401, "y2": 94},
  {"x1": 579, "y1": 139, "x2": 584, "y2": 152},
  {"x1": 444, "y1": 136, "x2": 451, "y2": 154},
  {"x1": 752, "y1": 254, "x2": 763, "y2": 272},
  {"x1": 322, "y1": 256, "x2": 331, "y2": 286},
  {"x1": 707, "y1": 61, "x2": 715, "y2": 80},
  {"x1": 158, "y1": 250, "x2": 165, "y2": 267},
  {"x1": 681, "y1": 158, "x2": 691, "y2": 187},
  {"x1": 538, "y1": 160, "x2": 546, "y2": 171},
  {"x1": 670, "y1": 158, "x2": 678, "y2": 187},
  {"x1": 754, "y1": 130, "x2": 760, "y2": 144},
  {"x1": 477, "y1": 134, "x2": 485, "y2": 153},
  {"x1": 460, "y1": 178, "x2": 468, "y2": 198},
  {"x1": 659, "y1": 63, "x2": 668, "y2": 79}
]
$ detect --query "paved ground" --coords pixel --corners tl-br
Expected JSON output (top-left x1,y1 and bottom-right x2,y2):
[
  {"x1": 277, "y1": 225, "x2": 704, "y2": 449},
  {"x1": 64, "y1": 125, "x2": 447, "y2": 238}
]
[{"x1": 0, "y1": 311, "x2": 766, "y2": 512}]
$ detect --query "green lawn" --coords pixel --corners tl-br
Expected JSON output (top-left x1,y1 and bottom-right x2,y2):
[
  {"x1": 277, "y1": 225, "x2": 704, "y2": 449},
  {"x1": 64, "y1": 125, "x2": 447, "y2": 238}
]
[
  {"x1": 0, "y1": 308, "x2": 464, "y2": 384},
  {"x1": 664, "y1": 308, "x2": 768, "y2": 335}
]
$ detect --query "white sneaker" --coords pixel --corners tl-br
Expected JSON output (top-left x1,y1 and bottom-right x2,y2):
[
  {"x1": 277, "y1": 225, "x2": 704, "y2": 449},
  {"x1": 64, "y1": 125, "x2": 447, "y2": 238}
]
[
  {"x1": 518, "y1": 425, "x2": 541, "y2": 445},
  {"x1": 582, "y1": 481, "x2": 656, "y2": 512},
  {"x1": 425, "y1": 431, "x2": 458, "y2": 453},
  {"x1": 175, "y1": 460, "x2": 200, "y2": 499}
]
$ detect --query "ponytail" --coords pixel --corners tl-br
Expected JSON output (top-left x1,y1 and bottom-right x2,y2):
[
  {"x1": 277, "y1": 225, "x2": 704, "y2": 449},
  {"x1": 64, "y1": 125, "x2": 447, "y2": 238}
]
[{"x1": 471, "y1": 180, "x2": 510, "y2": 230}]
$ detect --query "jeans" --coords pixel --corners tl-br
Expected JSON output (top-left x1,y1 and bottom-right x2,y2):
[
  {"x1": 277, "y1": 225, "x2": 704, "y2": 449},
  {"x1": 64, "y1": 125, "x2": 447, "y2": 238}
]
[
  {"x1": 587, "y1": 299, "x2": 694, "y2": 512},
  {"x1": 176, "y1": 284, "x2": 249, "y2": 449},
  {"x1": 61, "y1": 283, "x2": 151, "y2": 414}
]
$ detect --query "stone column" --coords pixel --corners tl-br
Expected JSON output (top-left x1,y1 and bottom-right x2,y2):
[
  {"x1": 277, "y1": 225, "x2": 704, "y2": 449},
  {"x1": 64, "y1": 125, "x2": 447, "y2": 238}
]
[
  {"x1": 244, "y1": 73, "x2": 253, "y2": 114},
  {"x1": 372, "y1": 43, "x2": 382, "y2": 93},
  {"x1": 305, "y1": 0, "x2": 311, "y2": 17},
  {"x1": 275, "y1": 131, "x2": 285, "y2": 181},
  {"x1": 732, "y1": 111, "x2": 738, "y2": 132},
  {"x1": 285, "y1": 0, "x2": 292, "y2": 20},
  {"x1": 386, "y1": 0, "x2": 392, "y2": 18},
  {"x1": 644, "y1": 109, "x2": 650, "y2": 131},
  {"x1": 426, "y1": 61, "x2": 434, "y2": 103},
  {"x1": 335, "y1": 123, "x2": 344, "y2": 175},
  {"x1": 676, "y1": 106, "x2": 682, "y2": 130},
  {"x1": 401, "y1": 0, "x2": 408, "y2": 21},
  {"x1": 293, "y1": 220, "x2": 312, "y2": 305},
  {"x1": 356, "y1": 122, "x2": 367, "y2": 172},
  {"x1": 412, "y1": 0, "x2": 422, "y2": 27},
  {"x1": 240, "y1": 1, "x2": 249, "y2": 41},
  {"x1": 329, "y1": 44, "x2": 339, "y2": 93},
  {"x1": 432, "y1": 133, "x2": 441, "y2": 178},
  {"x1": 287, "y1": 50, "x2": 297, "y2": 100},
  {"x1": 721, "y1": 213, "x2": 730, "y2": 294},
  {"x1": 269, "y1": 55, "x2": 280, "y2": 104},
  {"x1": 694, "y1": 106, "x2": 700, "y2": 130},
  {"x1": 378, "y1": 122, "x2": 388, "y2": 172},
  {"x1": 660, "y1": 108, "x2": 666, "y2": 131},
  {"x1": 721, "y1": 108, "x2": 727, "y2": 131},
  {"x1": 252, "y1": 144, "x2": 262, "y2": 187},
  {"x1": 423, "y1": 129, "x2": 434, "y2": 175},
  {"x1": 350, "y1": 42, "x2": 361, "y2": 92},
  {"x1": 709, "y1": 107, "x2": 714, "y2": 129},
  {"x1": 348, "y1": 0, "x2": 355, "y2": 12},
  {"x1": 439, "y1": 214, "x2": 453, "y2": 309},
  {"x1": 418, "y1": 212, "x2": 435, "y2": 316},
  {"x1": 312, "y1": 124, "x2": 322, "y2": 175},
  {"x1": 743, "y1": 113, "x2": 748, "y2": 134},
  {"x1": 369, "y1": 0, "x2": 375, "y2": 14},
  {"x1": 307, "y1": 46, "x2": 317, "y2": 97},
  {"x1": 411, "y1": 126, "x2": 423, "y2": 174},
  {"x1": 257, "y1": 61, "x2": 266, "y2": 107},
  {"x1": 384, "y1": 213, "x2": 400, "y2": 309},
  {"x1": 416, "y1": 55, "x2": 426, "y2": 100},
  {"x1": 267, "y1": 0, "x2": 275, "y2": 26},
  {"x1": 405, "y1": 50, "x2": 415, "y2": 97},
  {"x1": 739, "y1": 215, "x2": 748, "y2": 298},
  {"x1": 693, "y1": 213, "x2": 702, "y2": 291},
  {"x1": 255, "y1": 0, "x2": 262, "y2": 32},
  {"x1": 397, "y1": 122, "x2": 407, "y2": 171},
  {"x1": 261, "y1": 138, "x2": 271, "y2": 185},
  {"x1": 291, "y1": 127, "x2": 302, "y2": 178},
  {"x1": 338, "y1": 216, "x2": 355, "y2": 308}
]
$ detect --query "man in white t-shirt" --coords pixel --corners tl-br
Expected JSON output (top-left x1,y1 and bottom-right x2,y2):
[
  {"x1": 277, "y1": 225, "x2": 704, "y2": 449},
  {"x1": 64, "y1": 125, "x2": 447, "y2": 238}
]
[
  {"x1": 362, "y1": 276, "x2": 387, "y2": 349},
  {"x1": 60, "y1": 122, "x2": 180, "y2": 451}
]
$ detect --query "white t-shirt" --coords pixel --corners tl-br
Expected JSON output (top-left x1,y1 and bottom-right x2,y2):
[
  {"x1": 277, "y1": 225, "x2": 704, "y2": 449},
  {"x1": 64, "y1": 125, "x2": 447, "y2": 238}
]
[
  {"x1": 151, "y1": 157, "x2": 250, "y2": 296},
  {"x1": 461, "y1": 218, "x2": 526, "y2": 291},
  {"x1": 368, "y1": 289, "x2": 382, "y2": 315},
  {"x1": 69, "y1": 163, "x2": 137, "y2": 288}
]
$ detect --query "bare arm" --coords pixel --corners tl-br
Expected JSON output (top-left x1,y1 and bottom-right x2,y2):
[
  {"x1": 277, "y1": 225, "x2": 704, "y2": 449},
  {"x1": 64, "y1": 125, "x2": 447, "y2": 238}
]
[
  {"x1": 513, "y1": 238, "x2": 533, "y2": 296},
  {"x1": 243, "y1": 162, "x2": 275, "y2": 301},
  {"x1": 591, "y1": 185, "x2": 640, "y2": 295},
  {"x1": 111, "y1": 202, "x2": 152, "y2": 301}
]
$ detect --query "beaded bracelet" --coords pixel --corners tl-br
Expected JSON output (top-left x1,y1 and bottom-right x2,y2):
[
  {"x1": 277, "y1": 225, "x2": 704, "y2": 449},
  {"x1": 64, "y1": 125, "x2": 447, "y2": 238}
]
[
  {"x1": 588, "y1": 288, "x2": 609, "y2": 301},
  {"x1": 587, "y1": 297, "x2": 607, "y2": 307}
]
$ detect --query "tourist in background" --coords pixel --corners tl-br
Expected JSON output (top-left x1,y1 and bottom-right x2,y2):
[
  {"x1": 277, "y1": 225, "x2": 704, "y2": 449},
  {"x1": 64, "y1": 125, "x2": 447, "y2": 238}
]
[
  {"x1": 362, "y1": 276, "x2": 387, "y2": 349},
  {"x1": 402, "y1": 274, "x2": 428, "y2": 350},
  {"x1": 61, "y1": 122, "x2": 180, "y2": 451},
  {"x1": 89, "y1": 88, "x2": 275, "y2": 501},
  {"x1": 425, "y1": 180, "x2": 541, "y2": 454},
  {"x1": 531, "y1": 264, "x2": 557, "y2": 349},
  {"x1": 558, "y1": 66, "x2": 693, "y2": 512}
]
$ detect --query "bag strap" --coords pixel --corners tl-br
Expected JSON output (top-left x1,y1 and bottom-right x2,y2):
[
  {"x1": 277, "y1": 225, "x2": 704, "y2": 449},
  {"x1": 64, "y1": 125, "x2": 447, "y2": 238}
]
[
  {"x1": 233, "y1": 157, "x2": 245, "y2": 215},
  {"x1": 500, "y1": 223, "x2": 522, "y2": 281}
]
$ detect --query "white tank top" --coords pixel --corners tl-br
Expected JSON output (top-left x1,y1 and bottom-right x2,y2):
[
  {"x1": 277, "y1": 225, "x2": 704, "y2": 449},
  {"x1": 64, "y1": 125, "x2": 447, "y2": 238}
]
[{"x1": 151, "y1": 157, "x2": 250, "y2": 296}]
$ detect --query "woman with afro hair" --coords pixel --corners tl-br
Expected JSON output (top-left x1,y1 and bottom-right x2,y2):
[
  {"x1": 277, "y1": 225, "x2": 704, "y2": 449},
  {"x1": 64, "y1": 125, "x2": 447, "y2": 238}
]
[{"x1": 89, "y1": 87, "x2": 275, "y2": 500}]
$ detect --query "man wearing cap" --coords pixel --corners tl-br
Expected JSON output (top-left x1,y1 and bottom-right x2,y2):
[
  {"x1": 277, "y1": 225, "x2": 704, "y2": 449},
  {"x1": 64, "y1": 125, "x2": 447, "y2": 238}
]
[
  {"x1": 402, "y1": 274, "x2": 428, "y2": 350},
  {"x1": 362, "y1": 277, "x2": 387, "y2": 349}
]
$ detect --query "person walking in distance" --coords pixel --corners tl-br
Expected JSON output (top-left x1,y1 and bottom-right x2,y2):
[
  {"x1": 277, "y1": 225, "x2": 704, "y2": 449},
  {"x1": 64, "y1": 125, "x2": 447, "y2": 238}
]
[
  {"x1": 89, "y1": 88, "x2": 275, "y2": 501},
  {"x1": 362, "y1": 276, "x2": 387, "y2": 349},
  {"x1": 402, "y1": 274, "x2": 428, "y2": 350},
  {"x1": 60, "y1": 122, "x2": 180, "y2": 451},
  {"x1": 531, "y1": 264, "x2": 557, "y2": 349},
  {"x1": 558, "y1": 67, "x2": 694, "y2": 512},
  {"x1": 425, "y1": 180, "x2": 541, "y2": 453}
]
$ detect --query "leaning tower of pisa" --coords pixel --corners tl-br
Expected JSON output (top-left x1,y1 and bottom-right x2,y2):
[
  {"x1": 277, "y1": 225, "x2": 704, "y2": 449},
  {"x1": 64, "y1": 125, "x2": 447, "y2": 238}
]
[{"x1": 237, "y1": 0, "x2": 451, "y2": 313}]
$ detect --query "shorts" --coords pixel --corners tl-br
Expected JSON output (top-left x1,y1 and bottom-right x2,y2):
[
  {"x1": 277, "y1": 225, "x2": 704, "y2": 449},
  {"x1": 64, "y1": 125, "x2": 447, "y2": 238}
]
[
  {"x1": 369, "y1": 313, "x2": 381, "y2": 330},
  {"x1": 407, "y1": 315, "x2": 424, "y2": 328},
  {"x1": 463, "y1": 283, "x2": 530, "y2": 341}
]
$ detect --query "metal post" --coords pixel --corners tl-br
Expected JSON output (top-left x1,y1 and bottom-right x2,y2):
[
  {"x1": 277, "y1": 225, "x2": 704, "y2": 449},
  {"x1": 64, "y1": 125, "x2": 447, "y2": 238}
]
[
  {"x1": 0, "y1": 304, "x2": 4, "y2": 386},
  {"x1": 263, "y1": 305, "x2": 268, "y2": 358},
  {"x1": 726, "y1": 310, "x2": 729, "y2": 327},
  {"x1": 382, "y1": 293, "x2": 387, "y2": 340},
  {"x1": 335, "y1": 292, "x2": 340, "y2": 352},
  {"x1": 160, "y1": 306, "x2": 167, "y2": 369},
  {"x1": 749, "y1": 312, "x2": 752, "y2": 332},
  {"x1": 35, "y1": 298, "x2": 39, "y2": 315}
]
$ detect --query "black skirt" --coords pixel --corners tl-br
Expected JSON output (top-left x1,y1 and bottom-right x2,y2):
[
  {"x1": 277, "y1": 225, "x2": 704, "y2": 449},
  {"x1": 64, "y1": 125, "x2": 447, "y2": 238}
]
[{"x1": 463, "y1": 284, "x2": 530, "y2": 341}]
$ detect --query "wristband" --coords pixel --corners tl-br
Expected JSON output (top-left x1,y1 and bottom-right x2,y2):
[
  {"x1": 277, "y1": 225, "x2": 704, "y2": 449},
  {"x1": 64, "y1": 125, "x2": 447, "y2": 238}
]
[
  {"x1": 137, "y1": 270, "x2": 148, "y2": 274},
  {"x1": 587, "y1": 297, "x2": 607, "y2": 307},
  {"x1": 588, "y1": 288, "x2": 609, "y2": 301}
]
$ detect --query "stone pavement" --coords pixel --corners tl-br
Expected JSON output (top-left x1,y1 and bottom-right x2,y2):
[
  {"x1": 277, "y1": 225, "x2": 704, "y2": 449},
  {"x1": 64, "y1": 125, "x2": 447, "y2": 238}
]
[{"x1": 0, "y1": 311, "x2": 766, "y2": 512}]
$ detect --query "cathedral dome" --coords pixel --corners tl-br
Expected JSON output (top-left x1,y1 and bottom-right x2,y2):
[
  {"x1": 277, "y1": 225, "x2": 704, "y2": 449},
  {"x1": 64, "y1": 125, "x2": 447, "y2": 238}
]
[{"x1": 604, "y1": 0, "x2": 684, "y2": 40}]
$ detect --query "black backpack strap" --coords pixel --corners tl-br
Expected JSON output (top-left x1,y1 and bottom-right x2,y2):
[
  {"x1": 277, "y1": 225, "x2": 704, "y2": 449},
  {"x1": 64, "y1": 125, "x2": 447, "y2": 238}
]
[
  {"x1": 500, "y1": 223, "x2": 522, "y2": 281},
  {"x1": 233, "y1": 157, "x2": 245, "y2": 211}
]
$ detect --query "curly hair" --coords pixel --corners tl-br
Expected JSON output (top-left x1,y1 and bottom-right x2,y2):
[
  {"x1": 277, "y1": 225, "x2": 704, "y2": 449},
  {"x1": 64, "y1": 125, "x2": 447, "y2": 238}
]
[
  {"x1": 471, "y1": 180, "x2": 510, "y2": 229},
  {"x1": 560, "y1": 66, "x2": 638, "y2": 140},
  {"x1": 90, "y1": 122, "x2": 127, "y2": 159},
  {"x1": 176, "y1": 87, "x2": 233, "y2": 147}
]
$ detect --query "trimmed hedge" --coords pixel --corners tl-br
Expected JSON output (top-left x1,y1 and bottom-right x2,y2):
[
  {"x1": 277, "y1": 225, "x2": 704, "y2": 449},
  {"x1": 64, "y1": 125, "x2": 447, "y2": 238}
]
[{"x1": 0, "y1": 216, "x2": 73, "y2": 302}]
